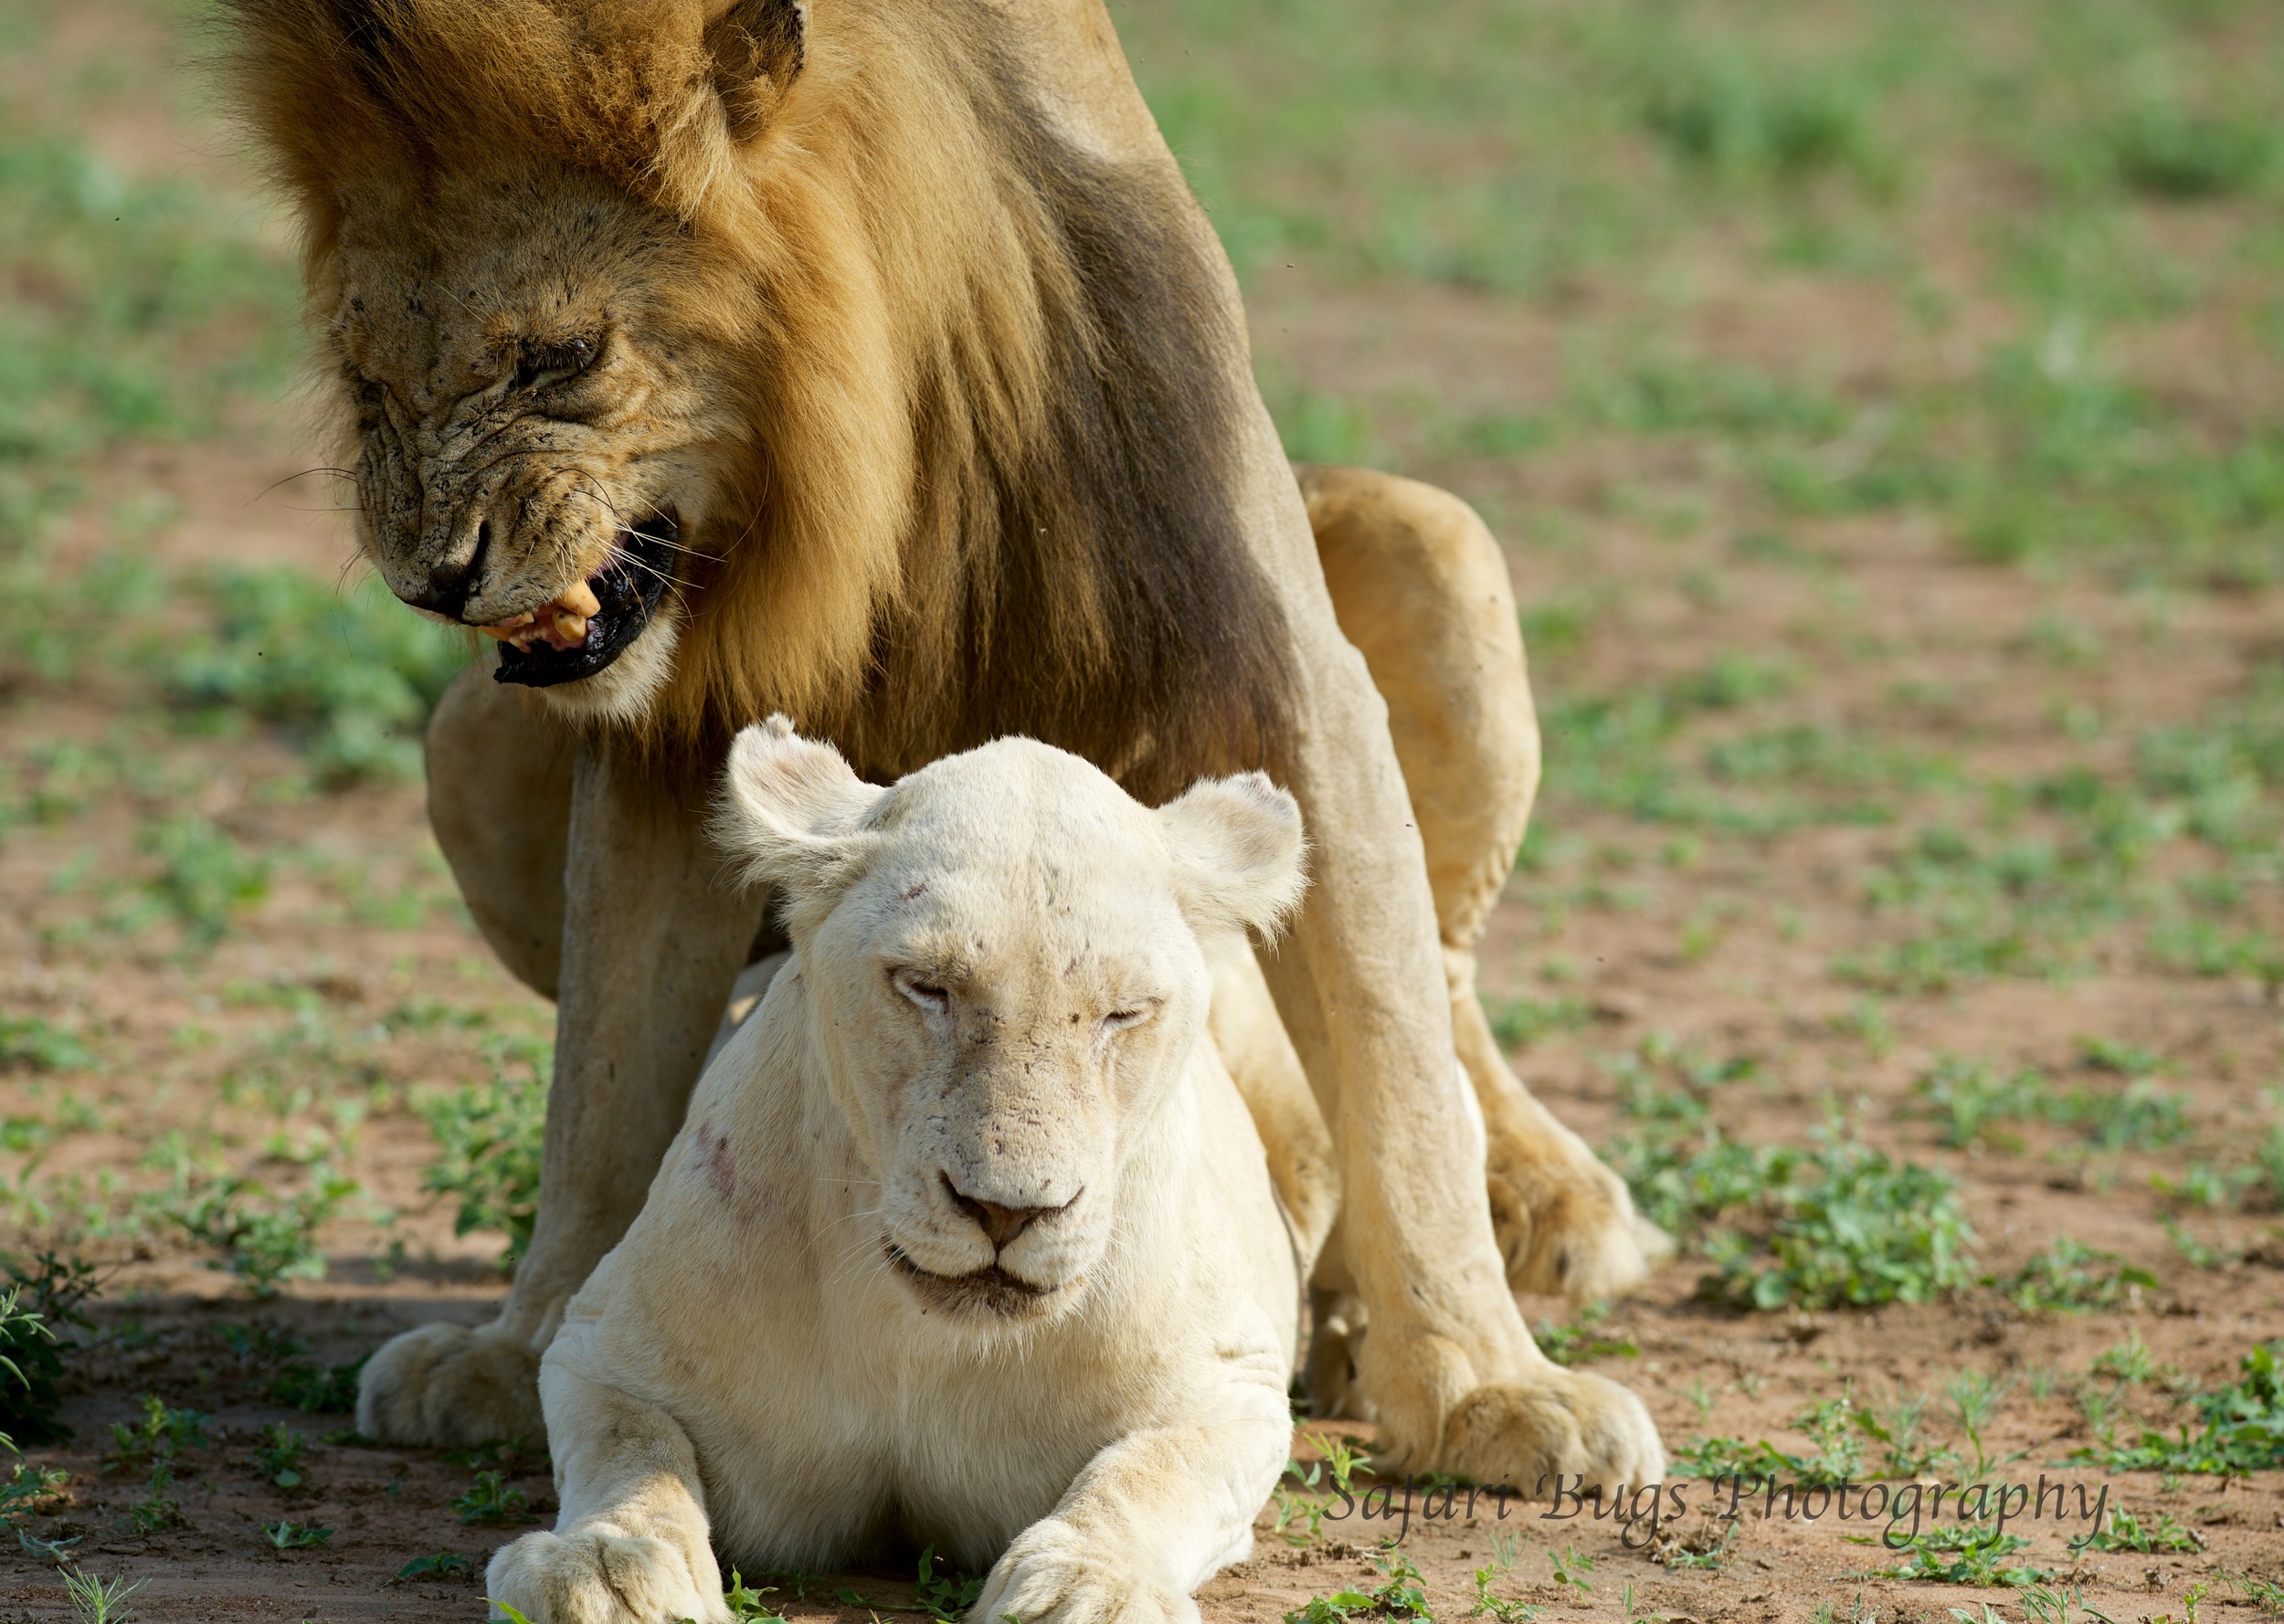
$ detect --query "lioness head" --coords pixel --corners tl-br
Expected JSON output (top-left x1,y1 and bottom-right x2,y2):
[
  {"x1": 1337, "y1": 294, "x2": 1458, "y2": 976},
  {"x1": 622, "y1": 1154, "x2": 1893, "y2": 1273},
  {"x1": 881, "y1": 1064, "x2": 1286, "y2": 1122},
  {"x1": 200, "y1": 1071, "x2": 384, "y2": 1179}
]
[{"x1": 714, "y1": 718, "x2": 1305, "y2": 1323}]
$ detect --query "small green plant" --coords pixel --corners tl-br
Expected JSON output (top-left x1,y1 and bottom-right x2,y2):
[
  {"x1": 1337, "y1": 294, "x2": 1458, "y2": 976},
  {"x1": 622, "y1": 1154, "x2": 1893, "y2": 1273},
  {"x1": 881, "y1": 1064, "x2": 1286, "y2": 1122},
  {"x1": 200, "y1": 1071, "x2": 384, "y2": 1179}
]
[
  {"x1": 1549, "y1": 1545, "x2": 1596, "y2": 1594},
  {"x1": 912, "y1": 1545, "x2": 985, "y2": 1619},
  {"x1": 2091, "y1": 1330, "x2": 2154, "y2": 1386},
  {"x1": 722, "y1": 1568, "x2": 789, "y2": 1621},
  {"x1": 2076, "y1": 1342, "x2": 2284, "y2": 1474},
  {"x1": 1669, "y1": 1392, "x2": 1866, "y2": 1485},
  {"x1": 1361, "y1": 1546, "x2": 1433, "y2": 1619},
  {"x1": 1469, "y1": 1532, "x2": 1539, "y2": 1620},
  {"x1": 167, "y1": 566, "x2": 468, "y2": 785},
  {"x1": 127, "y1": 1461, "x2": 180, "y2": 1533},
  {"x1": 1532, "y1": 1302, "x2": 1639, "y2": 1366},
  {"x1": 264, "y1": 1519, "x2": 332, "y2": 1548},
  {"x1": 248, "y1": 1421, "x2": 309, "y2": 1488},
  {"x1": 0, "y1": 1016, "x2": 96, "y2": 1074},
  {"x1": 0, "y1": 1252, "x2": 95, "y2": 1448},
  {"x1": 418, "y1": 1069, "x2": 546, "y2": 1264},
  {"x1": 270, "y1": 1354, "x2": 366, "y2": 1413},
  {"x1": 0, "y1": 1460, "x2": 69, "y2": 1524},
  {"x1": 105, "y1": 1393, "x2": 208, "y2": 1471},
  {"x1": 2069, "y1": 1503, "x2": 2204, "y2": 1555},
  {"x1": 1945, "y1": 1369, "x2": 2017, "y2": 1481},
  {"x1": 60, "y1": 1569, "x2": 143, "y2": 1624},
  {"x1": 397, "y1": 1551, "x2": 476, "y2": 1580},
  {"x1": 2019, "y1": 1587, "x2": 2117, "y2": 1624},
  {"x1": 1873, "y1": 1522, "x2": 2053, "y2": 1587},
  {"x1": 2223, "y1": 1570, "x2": 2284, "y2": 1619},
  {"x1": 450, "y1": 1468, "x2": 533, "y2": 1525},
  {"x1": 2002, "y1": 1239, "x2": 2159, "y2": 1313},
  {"x1": 138, "y1": 814, "x2": 270, "y2": 948},
  {"x1": 164, "y1": 1168, "x2": 358, "y2": 1294},
  {"x1": 1273, "y1": 1430, "x2": 1371, "y2": 1545},
  {"x1": 1486, "y1": 995, "x2": 1590, "y2": 1050}
]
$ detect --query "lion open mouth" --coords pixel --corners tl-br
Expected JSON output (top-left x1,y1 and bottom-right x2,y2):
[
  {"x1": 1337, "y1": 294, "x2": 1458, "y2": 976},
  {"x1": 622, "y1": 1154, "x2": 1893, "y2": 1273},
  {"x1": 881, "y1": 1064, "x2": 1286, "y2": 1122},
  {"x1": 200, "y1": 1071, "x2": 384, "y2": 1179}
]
[{"x1": 487, "y1": 517, "x2": 679, "y2": 689}]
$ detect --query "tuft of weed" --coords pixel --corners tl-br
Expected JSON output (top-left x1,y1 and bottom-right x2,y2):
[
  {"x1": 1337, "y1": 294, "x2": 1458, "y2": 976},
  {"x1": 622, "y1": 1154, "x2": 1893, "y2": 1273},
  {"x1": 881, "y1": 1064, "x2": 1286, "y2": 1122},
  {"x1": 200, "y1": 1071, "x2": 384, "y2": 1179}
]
[
  {"x1": 450, "y1": 1468, "x2": 533, "y2": 1526},
  {"x1": 2106, "y1": 102, "x2": 2274, "y2": 200},
  {"x1": 270, "y1": 1354, "x2": 367, "y2": 1415},
  {"x1": 2068, "y1": 1503, "x2": 2204, "y2": 1555},
  {"x1": 2074, "y1": 1342, "x2": 2284, "y2": 1475},
  {"x1": 418, "y1": 1066, "x2": 546, "y2": 1265},
  {"x1": 248, "y1": 1421, "x2": 310, "y2": 1489},
  {"x1": 263, "y1": 1519, "x2": 332, "y2": 1549},
  {"x1": 164, "y1": 1168, "x2": 357, "y2": 1295},
  {"x1": 1669, "y1": 1393, "x2": 1866, "y2": 1486},
  {"x1": 397, "y1": 1551, "x2": 477, "y2": 1582},
  {"x1": 1702, "y1": 1132, "x2": 1978, "y2": 1311},
  {"x1": 1486, "y1": 994, "x2": 1591, "y2": 1051},
  {"x1": 2000, "y1": 1239, "x2": 2159, "y2": 1313},
  {"x1": 137, "y1": 815, "x2": 269, "y2": 949},
  {"x1": 0, "y1": 1251, "x2": 95, "y2": 1447},
  {"x1": 1533, "y1": 1302, "x2": 1639, "y2": 1367},
  {"x1": 1868, "y1": 1522, "x2": 2053, "y2": 1587},
  {"x1": 104, "y1": 1393, "x2": 207, "y2": 1473},
  {"x1": 1273, "y1": 1430, "x2": 1371, "y2": 1545},
  {"x1": 0, "y1": 1016, "x2": 96, "y2": 1074},
  {"x1": 59, "y1": 1569, "x2": 143, "y2": 1624},
  {"x1": 166, "y1": 567, "x2": 467, "y2": 786}
]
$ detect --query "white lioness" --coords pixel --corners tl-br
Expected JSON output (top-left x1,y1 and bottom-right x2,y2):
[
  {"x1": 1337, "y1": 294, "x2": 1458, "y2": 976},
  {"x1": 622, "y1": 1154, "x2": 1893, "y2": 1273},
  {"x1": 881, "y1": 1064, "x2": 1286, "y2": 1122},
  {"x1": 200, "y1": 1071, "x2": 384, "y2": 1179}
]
[{"x1": 489, "y1": 719, "x2": 1324, "y2": 1621}]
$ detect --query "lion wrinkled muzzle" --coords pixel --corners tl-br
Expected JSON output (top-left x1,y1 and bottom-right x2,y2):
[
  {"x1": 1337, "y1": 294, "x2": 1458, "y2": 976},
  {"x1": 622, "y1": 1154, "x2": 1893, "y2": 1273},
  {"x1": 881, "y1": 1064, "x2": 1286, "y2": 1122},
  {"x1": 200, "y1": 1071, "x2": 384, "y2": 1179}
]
[{"x1": 486, "y1": 517, "x2": 680, "y2": 689}]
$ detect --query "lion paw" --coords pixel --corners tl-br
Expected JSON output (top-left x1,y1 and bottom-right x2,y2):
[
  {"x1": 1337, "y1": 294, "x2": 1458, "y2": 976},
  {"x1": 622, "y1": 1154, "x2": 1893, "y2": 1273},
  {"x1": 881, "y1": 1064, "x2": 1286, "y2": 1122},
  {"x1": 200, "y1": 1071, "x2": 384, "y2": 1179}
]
[
  {"x1": 974, "y1": 1518, "x2": 1199, "y2": 1624},
  {"x1": 1485, "y1": 1120, "x2": 1666, "y2": 1303},
  {"x1": 487, "y1": 1528, "x2": 726, "y2": 1624},
  {"x1": 356, "y1": 1320, "x2": 545, "y2": 1448},
  {"x1": 1436, "y1": 1367, "x2": 1666, "y2": 1496}
]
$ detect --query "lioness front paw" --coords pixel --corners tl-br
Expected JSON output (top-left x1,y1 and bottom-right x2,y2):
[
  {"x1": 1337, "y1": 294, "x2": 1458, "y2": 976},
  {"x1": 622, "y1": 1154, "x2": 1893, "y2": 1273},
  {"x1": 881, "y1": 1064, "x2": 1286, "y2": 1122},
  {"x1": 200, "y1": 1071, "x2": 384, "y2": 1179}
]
[
  {"x1": 975, "y1": 1518, "x2": 1199, "y2": 1624},
  {"x1": 487, "y1": 1527, "x2": 728, "y2": 1624},
  {"x1": 1437, "y1": 1366, "x2": 1666, "y2": 1495},
  {"x1": 356, "y1": 1320, "x2": 545, "y2": 1448}
]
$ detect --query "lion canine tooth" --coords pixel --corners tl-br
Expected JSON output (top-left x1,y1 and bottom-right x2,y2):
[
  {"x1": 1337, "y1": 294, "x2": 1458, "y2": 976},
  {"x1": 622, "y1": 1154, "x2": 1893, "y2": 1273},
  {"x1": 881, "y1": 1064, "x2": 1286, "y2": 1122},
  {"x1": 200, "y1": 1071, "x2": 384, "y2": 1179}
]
[{"x1": 561, "y1": 580, "x2": 601, "y2": 618}]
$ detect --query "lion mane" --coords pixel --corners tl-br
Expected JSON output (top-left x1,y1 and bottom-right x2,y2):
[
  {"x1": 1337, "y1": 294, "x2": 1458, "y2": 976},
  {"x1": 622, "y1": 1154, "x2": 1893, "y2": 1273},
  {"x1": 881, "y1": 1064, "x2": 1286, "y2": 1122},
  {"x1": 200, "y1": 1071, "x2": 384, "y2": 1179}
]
[{"x1": 217, "y1": 0, "x2": 1293, "y2": 800}]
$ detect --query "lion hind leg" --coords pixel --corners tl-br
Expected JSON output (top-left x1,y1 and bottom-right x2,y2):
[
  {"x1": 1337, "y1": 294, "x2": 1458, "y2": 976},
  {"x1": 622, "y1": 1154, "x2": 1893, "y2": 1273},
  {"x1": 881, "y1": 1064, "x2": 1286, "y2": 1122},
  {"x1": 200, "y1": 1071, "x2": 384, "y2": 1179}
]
[{"x1": 1301, "y1": 463, "x2": 1664, "y2": 1302}]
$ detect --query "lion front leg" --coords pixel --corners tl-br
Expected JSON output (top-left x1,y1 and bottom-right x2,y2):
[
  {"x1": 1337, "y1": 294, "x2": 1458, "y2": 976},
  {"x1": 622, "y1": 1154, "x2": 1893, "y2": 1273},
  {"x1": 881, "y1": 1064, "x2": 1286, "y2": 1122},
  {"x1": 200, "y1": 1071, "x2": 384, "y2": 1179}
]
[
  {"x1": 360, "y1": 735, "x2": 756, "y2": 1448},
  {"x1": 1299, "y1": 462, "x2": 1664, "y2": 1303},
  {"x1": 1255, "y1": 506, "x2": 1665, "y2": 1492},
  {"x1": 487, "y1": 1355, "x2": 729, "y2": 1624},
  {"x1": 973, "y1": 1359, "x2": 1290, "y2": 1624}
]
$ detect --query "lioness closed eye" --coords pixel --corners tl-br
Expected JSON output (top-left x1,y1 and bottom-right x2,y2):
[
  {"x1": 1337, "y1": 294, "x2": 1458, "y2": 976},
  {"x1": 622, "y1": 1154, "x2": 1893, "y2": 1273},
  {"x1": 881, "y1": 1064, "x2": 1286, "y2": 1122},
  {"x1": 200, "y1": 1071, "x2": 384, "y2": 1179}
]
[{"x1": 486, "y1": 719, "x2": 1317, "y2": 1624}]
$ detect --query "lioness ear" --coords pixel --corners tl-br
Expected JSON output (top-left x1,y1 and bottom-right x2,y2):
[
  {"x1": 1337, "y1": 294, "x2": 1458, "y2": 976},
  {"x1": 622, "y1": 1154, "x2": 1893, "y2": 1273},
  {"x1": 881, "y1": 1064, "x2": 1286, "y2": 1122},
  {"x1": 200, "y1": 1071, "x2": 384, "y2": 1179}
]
[
  {"x1": 704, "y1": 0, "x2": 808, "y2": 142},
  {"x1": 714, "y1": 715, "x2": 884, "y2": 905},
  {"x1": 1156, "y1": 772, "x2": 1308, "y2": 937}
]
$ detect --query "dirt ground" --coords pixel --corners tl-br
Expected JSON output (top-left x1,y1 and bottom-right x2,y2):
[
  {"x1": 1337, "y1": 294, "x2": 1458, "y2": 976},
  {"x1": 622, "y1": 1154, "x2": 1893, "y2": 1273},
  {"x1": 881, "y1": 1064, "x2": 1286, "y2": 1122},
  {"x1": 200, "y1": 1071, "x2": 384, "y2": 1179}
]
[{"x1": 6, "y1": 1, "x2": 2284, "y2": 1620}]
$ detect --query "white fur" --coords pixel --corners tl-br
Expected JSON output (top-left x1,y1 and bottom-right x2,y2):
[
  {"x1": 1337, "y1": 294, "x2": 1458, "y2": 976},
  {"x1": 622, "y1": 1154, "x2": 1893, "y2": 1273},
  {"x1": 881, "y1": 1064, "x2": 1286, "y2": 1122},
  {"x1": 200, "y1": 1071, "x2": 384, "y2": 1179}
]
[{"x1": 488, "y1": 724, "x2": 1311, "y2": 1623}]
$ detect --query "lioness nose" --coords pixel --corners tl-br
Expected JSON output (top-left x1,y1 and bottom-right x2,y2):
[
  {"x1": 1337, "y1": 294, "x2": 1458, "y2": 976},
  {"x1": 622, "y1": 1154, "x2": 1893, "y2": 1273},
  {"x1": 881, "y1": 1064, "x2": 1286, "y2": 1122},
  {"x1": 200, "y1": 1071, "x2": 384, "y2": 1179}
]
[{"x1": 944, "y1": 1178, "x2": 1064, "y2": 1251}]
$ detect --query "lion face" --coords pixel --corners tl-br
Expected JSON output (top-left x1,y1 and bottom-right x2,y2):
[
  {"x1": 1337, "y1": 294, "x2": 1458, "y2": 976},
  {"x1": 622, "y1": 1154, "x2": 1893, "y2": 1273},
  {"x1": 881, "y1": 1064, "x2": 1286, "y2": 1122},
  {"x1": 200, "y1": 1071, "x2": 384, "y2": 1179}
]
[
  {"x1": 714, "y1": 721, "x2": 1306, "y2": 1326},
  {"x1": 325, "y1": 165, "x2": 750, "y2": 712}
]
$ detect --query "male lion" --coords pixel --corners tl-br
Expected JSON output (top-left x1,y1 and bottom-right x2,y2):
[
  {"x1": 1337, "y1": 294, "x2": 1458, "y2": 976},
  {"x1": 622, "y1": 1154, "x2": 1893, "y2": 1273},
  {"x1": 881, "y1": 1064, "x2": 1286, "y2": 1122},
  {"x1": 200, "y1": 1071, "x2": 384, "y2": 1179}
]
[
  {"x1": 487, "y1": 721, "x2": 1658, "y2": 1624},
  {"x1": 217, "y1": 0, "x2": 1664, "y2": 1483}
]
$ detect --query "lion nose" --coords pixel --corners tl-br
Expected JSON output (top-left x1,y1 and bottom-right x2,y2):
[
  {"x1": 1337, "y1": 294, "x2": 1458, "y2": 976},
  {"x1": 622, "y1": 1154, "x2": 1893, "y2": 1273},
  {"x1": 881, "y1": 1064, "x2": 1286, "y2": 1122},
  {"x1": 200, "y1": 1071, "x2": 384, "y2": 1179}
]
[
  {"x1": 943, "y1": 1176, "x2": 1070, "y2": 1251},
  {"x1": 400, "y1": 517, "x2": 492, "y2": 620}
]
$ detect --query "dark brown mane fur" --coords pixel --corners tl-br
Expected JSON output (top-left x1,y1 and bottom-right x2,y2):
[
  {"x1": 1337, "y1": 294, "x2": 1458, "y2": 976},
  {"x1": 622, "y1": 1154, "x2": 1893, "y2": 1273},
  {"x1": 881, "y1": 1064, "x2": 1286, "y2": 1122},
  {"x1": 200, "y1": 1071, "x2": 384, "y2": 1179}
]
[{"x1": 215, "y1": 0, "x2": 1295, "y2": 804}]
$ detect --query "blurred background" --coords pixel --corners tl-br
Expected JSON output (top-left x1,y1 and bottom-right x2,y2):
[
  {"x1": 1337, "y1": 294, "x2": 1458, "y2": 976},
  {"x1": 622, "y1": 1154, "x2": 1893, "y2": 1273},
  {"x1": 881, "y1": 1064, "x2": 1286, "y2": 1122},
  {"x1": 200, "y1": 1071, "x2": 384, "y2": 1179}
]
[{"x1": 4, "y1": 0, "x2": 2284, "y2": 1611}]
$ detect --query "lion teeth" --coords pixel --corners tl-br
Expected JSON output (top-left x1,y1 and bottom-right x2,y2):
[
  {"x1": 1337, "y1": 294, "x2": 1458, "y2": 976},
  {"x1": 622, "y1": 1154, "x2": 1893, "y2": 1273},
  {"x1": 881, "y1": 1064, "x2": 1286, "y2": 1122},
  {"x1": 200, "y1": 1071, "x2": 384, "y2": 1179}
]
[{"x1": 475, "y1": 586, "x2": 596, "y2": 649}]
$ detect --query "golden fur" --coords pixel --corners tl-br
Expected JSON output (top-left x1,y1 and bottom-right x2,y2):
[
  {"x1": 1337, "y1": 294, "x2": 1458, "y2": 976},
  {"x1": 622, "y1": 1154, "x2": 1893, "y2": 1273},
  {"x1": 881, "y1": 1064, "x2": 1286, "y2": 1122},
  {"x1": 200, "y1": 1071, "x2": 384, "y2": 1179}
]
[{"x1": 219, "y1": 0, "x2": 1290, "y2": 798}]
